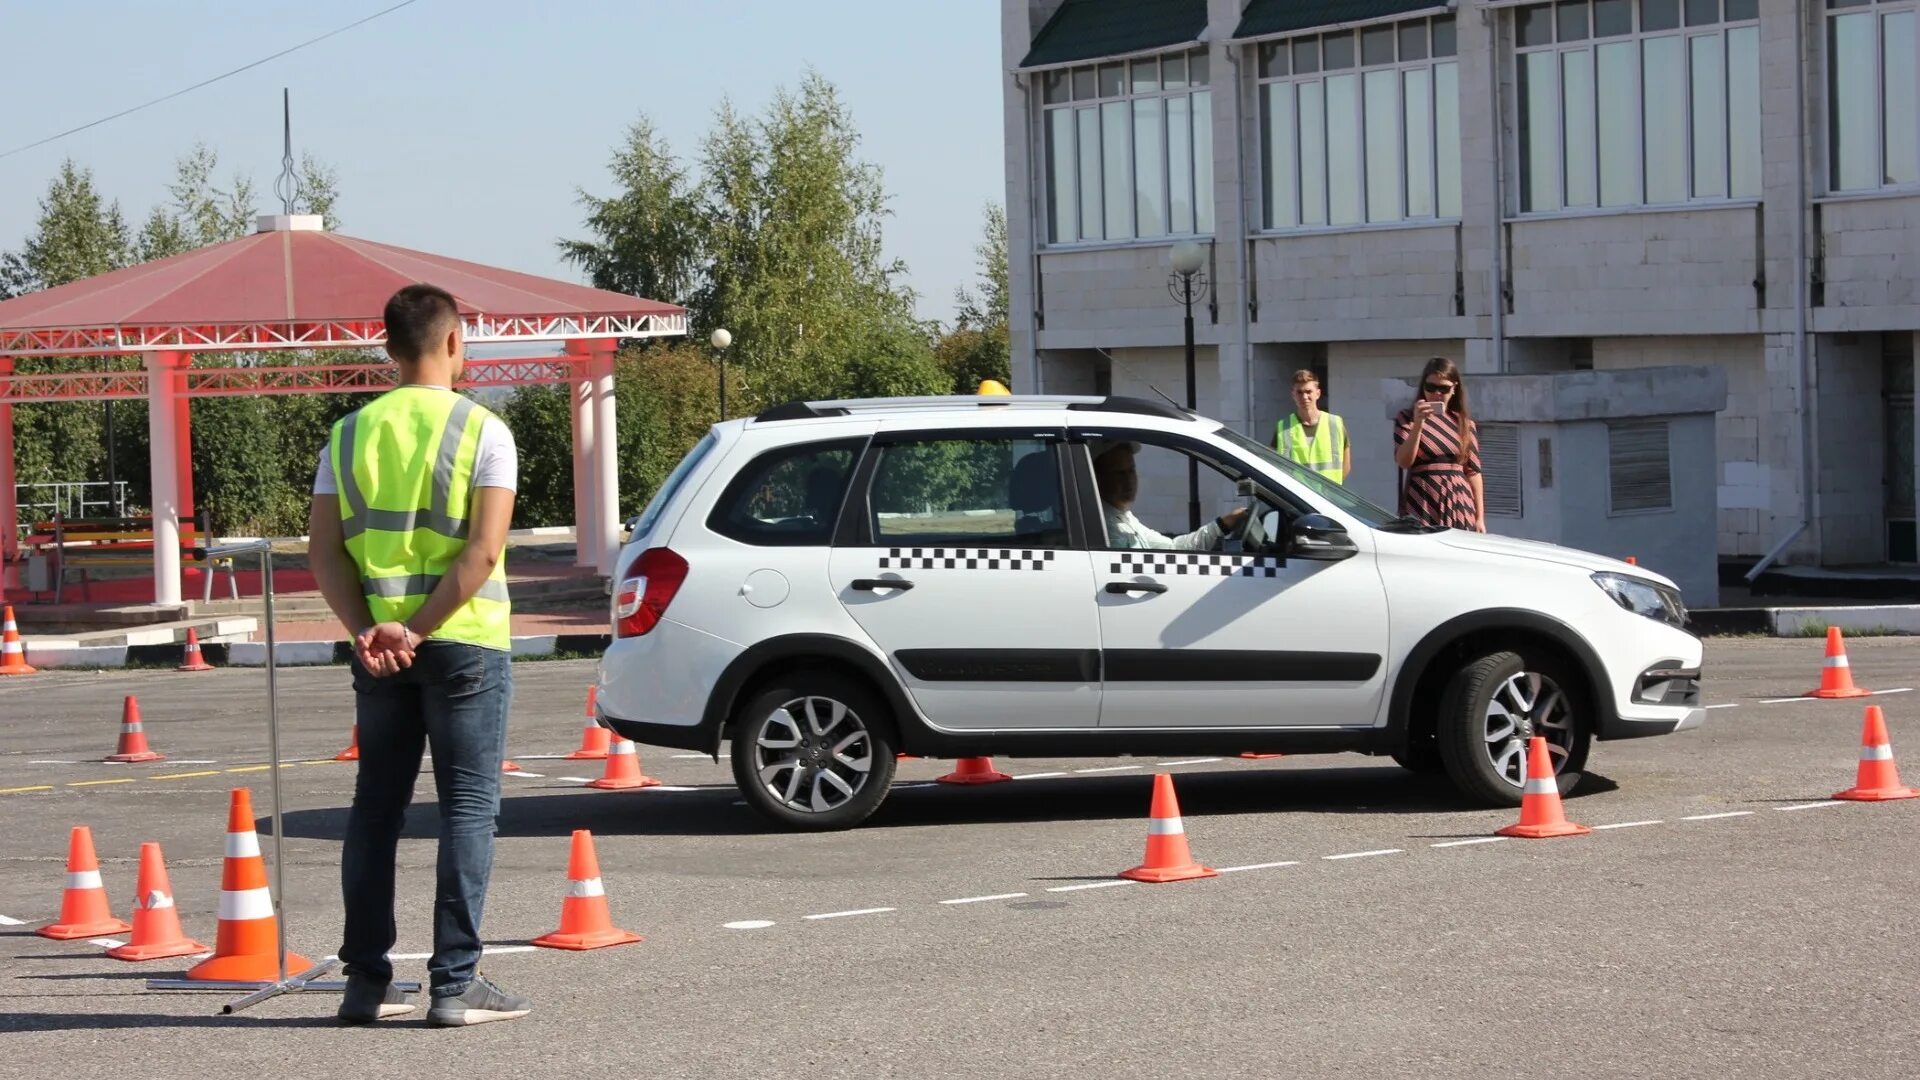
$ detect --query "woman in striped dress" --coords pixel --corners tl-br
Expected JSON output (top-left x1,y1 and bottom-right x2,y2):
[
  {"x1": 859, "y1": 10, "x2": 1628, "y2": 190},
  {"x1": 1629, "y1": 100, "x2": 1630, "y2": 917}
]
[{"x1": 1392, "y1": 357, "x2": 1485, "y2": 531}]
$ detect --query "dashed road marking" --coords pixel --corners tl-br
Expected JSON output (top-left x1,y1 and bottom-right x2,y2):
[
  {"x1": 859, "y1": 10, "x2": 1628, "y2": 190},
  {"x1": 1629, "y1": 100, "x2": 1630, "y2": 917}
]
[
  {"x1": 1074, "y1": 765, "x2": 1140, "y2": 774},
  {"x1": 1431, "y1": 837, "x2": 1508, "y2": 848},
  {"x1": 1682, "y1": 811, "x2": 1755, "y2": 821},
  {"x1": 1217, "y1": 861, "x2": 1300, "y2": 873},
  {"x1": 940, "y1": 893, "x2": 1029, "y2": 905},
  {"x1": 387, "y1": 945, "x2": 536, "y2": 961},
  {"x1": 1324, "y1": 849, "x2": 1403, "y2": 861},
  {"x1": 1012, "y1": 772, "x2": 1068, "y2": 780},
  {"x1": 504, "y1": 771, "x2": 546, "y2": 779},
  {"x1": 1704, "y1": 704, "x2": 1740, "y2": 711},
  {"x1": 673, "y1": 753, "x2": 725, "y2": 760},
  {"x1": 1157, "y1": 758, "x2": 1222, "y2": 766},
  {"x1": 68, "y1": 778, "x2": 134, "y2": 788},
  {"x1": 1593, "y1": 820, "x2": 1663, "y2": 830},
  {"x1": 724, "y1": 920, "x2": 775, "y2": 930},
  {"x1": 802, "y1": 907, "x2": 894, "y2": 921},
  {"x1": 152, "y1": 770, "x2": 222, "y2": 780},
  {"x1": 28, "y1": 760, "x2": 78, "y2": 765},
  {"x1": 0, "y1": 914, "x2": 26, "y2": 925},
  {"x1": 555, "y1": 777, "x2": 593, "y2": 784},
  {"x1": 1778, "y1": 800, "x2": 1845, "y2": 811},
  {"x1": 88, "y1": 937, "x2": 126, "y2": 949},
  {"x1": 1, "y1": 786, "x2": 53, "y2": 795},
  {"x1": 1046, "y1": 880, "x2": 1135, "y2": 893}
]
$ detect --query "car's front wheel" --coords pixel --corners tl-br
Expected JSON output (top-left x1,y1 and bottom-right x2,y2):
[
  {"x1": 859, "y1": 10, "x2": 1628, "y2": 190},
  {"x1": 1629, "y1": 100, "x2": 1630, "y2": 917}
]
[
  {"x1": 1436, "y1": 649, "x2": 1591, "y2": 806},
  {"x1": 730, "y1": 670, "x2": 896, "y2": 831}
]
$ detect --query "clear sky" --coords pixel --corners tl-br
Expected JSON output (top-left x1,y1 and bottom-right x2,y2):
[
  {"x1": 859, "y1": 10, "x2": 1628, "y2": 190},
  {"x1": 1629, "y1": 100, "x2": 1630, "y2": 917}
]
[{"x1": 0, "y1": 1, "x2": 1005, "y2": 324}]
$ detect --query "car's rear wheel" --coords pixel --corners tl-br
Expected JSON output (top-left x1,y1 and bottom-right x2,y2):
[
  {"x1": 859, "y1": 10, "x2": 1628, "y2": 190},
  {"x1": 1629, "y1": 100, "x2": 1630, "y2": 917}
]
[
  {"x1": 1436, "y1": 649, "x2": 1591, "y2": 806},
  {"x1": 730, "y1": 670, "x2": 895, "y2": 831}
]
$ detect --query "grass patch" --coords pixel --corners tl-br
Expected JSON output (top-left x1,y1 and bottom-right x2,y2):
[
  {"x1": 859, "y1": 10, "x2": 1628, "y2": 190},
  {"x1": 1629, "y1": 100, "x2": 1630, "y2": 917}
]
[{"x1": 1790, "y1": 623, "x2": 1910, "y2": 638}]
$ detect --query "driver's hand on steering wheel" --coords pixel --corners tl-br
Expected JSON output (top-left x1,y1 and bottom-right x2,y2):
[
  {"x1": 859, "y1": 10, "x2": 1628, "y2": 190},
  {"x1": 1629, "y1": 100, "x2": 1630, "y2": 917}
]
[{"x1": 1216, "y1": 506, "x2": 1251, "y2": 534}]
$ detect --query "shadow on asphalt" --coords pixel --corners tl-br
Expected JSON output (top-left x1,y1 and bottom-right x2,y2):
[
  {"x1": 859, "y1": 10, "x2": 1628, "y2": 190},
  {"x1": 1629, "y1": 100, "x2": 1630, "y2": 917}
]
[
  {"x1": 0, "y1": 1012, "x2": 345, "y2": 1030},
  {"x1": 271, "y1": 764, "x2": 1622, "y2": 840}
]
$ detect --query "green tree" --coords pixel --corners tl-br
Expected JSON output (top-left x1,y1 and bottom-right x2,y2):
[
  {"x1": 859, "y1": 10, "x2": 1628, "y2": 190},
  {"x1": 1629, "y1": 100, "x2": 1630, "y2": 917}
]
[
  {"x1": 558, "y1": 117, "x2": 702, "y2": 307},
  {"x1": 934, "y1": 203, "x2": 1011, "y2": 394}
]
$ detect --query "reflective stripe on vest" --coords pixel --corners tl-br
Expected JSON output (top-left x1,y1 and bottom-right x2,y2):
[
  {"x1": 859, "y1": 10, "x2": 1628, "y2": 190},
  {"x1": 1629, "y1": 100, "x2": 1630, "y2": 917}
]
[
  {"x1": 329, "y1": 387, "x2": 511, "y2": 650},
  {"x1": 1277, "y1": 413, "x2": 1346, "y2": 483}
]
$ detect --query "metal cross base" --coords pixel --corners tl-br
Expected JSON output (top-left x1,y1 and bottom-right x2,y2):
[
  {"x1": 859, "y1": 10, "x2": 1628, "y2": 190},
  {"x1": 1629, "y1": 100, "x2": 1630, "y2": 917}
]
[{"x1": 147, "y1": 959, "x2": 423, "y2": 1014}]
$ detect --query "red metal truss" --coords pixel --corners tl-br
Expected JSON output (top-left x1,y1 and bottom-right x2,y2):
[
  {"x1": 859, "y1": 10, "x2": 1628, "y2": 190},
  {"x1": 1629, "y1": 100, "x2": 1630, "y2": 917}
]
[
  {"x1": 0, "y1": 357, "x2": 584, "y2": 403},
  {"x1": 0, "y1": 312, "x2": 685, "y2": 359}
]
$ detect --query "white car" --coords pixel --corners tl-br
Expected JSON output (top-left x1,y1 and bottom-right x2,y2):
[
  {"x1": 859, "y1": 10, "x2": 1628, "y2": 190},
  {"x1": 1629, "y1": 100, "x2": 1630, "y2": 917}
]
[{"x1": 595, "y1": 395, "x2": 1703, "y2": 830}]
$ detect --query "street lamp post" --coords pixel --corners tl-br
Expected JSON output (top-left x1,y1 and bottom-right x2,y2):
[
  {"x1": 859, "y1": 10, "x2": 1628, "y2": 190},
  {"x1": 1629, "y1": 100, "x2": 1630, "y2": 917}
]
[
  {"x1": 1169, "y1": 240, "x2": 1210, "y2": 532},
  {"x1": 710, "y1": 328, "x2": 733, "y2": 420}
]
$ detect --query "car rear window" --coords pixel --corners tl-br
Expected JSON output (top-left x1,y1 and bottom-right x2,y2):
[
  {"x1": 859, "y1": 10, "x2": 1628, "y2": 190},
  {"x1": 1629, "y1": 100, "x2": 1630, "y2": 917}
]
[
  {"x1": 706, "y1": 438, "x2": 866, "y2": 546},
  {"x1": 631, "y1": 432, "x2": 717, "y2": 543}
]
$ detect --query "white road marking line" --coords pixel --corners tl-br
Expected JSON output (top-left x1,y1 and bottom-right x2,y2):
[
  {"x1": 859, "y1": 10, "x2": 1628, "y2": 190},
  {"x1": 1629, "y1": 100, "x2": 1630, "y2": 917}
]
[
  {"x1": 1324, "y1": 849, "x2": 1403, "y2": 861},
  {"x1": 1431, "y1": 837, "x2": 1508, "y2": 848},
  {"x1": 673, "y1": 753, "x2": 725, "y2": 760},
  {"x1": 939, "y1": 892, "x2": 1029, "y2": 905},
  {"x1": 1778, "y1": 800, "x2": 1845, "y2": 811},
  {"x1": 1593, "y1": 820, "x2": 1663, "y2": 830},
  {"x1": 90, "y1": 938, "x2": 126, "y2": 948},
  {"x1": 1157, "y1": 758, "x2": 1222, "y2": 766},
  {"x1": 724, "y1": 920, "x2": 774, "y2": 930},
  {"x1": 1704, "y1": 704, "x2": 1740, "y2": 710},
  {"x1": 169, "y1": 760, "x2": 218, "y2": 765},
  {"x1": 1682, "y1": 811, "x2": 1754, "y2": 821},
  {"x1": 652, "y1": 785, "x2": 700, "y2": 792},
  {"x1": 0, "y1": 914, "x2": 25, "y2": 925},
  {"x1": 554, "y1": 777, "x2": 593, "y2": 784},
  {"x1": 1074, "y1": 765, "x2": 1140, "y2": 774},
  {"x1": 504, "y1": 771, "x2": 546, "y2": 779},
  {"x1": 386, "y1": 945, "x2": 537, "y2": 961},
  {"x1": 1874, "y1": 687, "x2": 1914, "y2": 696},
  {"x1": 510, "y1": 755, "x2": 573, "y2": 760},
  {"x1": 1012, "y1": 772, "x2": 1068, "y2": 780},
  {"x1": 1046, "y1": 880, "x2": 1136, "y2": 893},
  {"x1": 1217, "y1": 860, "x2": 1300, "y2": 873},
  {"x1": 29, "y1": 760, "x2": 78, "y2": 765},
  {"x1": 802, "y1": 907, "x2": 894, "y2": 920}
]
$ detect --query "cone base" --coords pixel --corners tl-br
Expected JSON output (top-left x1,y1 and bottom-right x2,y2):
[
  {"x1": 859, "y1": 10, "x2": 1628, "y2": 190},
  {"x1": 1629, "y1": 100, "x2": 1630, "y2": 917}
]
[
  {"x1": 1, "y1": 665, "x2": 37, "y2": 675},
  {"x1": 1806, "y1": 688, "x2": 1872, "y2": 699},
  {"x1": 564, "y1": 749, "x2": 610, "y2": 760},
  {"x1": 334, "y1": 748, "x2": 359, "y2": 762},
  {"x1": 1119, "y1": 862, "x2": 1219, "y2": 883},
  {"x1": 108, "y1": 937, "x2": 208, "y2": 962},
  {"x1": 502, "y1": 761, "x2": 523, "y2": 773},
  {"x1": 1834, "y1": 785, "x2": 1920, "y2": 801},
  {"x1": 530, "y1": 927, "x2": 643, "y2": 951},
  {"x1": 1497, "y1": 820, "x2": 1593, "y2": 838},
  {"x1": 937, "y1": 770, "x2": 1012, "y2": 785},
  {"x1": 586, "y1": 775, "x2": 662, "y2": 790},
  {"x1": 1238, "y1": 752, "x2": 1285, "y2": 759},
  {"x1": 185, "y1": 949, "x2": 314, "y2": 982},
  {"x1": 106, "y1": 751, "x2": 165, "y2": 763},
  {"x1": 38, "y1": 917, "x2": 133, "y2": 940},
  {"x1": 177, "y1": 663, "x2": 214, "y2": 673}
]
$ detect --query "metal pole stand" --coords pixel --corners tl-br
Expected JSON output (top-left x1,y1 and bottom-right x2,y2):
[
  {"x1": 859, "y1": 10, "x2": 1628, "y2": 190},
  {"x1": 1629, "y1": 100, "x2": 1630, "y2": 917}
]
[{"x1": 145, "y1": 540, "x2": 420, "y2": 1013}]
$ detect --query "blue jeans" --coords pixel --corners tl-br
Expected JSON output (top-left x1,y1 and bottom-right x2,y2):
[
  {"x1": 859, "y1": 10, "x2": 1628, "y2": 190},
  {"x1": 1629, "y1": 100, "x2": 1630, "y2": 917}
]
[{"x1": 339, "y1": 641, "x2": 512, "y2": 997}]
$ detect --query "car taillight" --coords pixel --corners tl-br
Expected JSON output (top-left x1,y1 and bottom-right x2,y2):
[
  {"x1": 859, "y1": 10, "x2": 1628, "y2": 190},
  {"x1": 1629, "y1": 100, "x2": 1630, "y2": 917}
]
[{"x1": 614, "y1": 547, "x2": 689, "y2": 638}]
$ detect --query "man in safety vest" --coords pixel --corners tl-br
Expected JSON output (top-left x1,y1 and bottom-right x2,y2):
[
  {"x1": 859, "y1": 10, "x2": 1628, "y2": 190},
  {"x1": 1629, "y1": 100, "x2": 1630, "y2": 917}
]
[
  {"x1": 1275, "y1": 369, "x2": 1350, "y2": 484},
  {"x1": 308, "y1": 283, "x2": 529, "y2": 1028}
]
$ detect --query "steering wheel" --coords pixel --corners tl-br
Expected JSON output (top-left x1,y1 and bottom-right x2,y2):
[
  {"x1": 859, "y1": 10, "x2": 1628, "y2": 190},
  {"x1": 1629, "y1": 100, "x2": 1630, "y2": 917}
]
[{"x1": 1221, "y1": 491, "x2": 1265, "y2": 553}]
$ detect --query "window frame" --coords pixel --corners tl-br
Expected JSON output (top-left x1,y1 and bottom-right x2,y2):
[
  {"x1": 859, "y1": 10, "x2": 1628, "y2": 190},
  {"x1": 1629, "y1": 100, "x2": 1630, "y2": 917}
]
[
  {"x1": 1254, "y1": 13, "x2": 1464, "y2": 232},
  {"x1": 704, "y1": 437, "x2": 871, "y2": 548},
  {"x1": 837, "y1": 429, "x2": 1087, "y2": 550},
  {"x1": 1824, "y1": 0, "x2": 1920, "y2": 195},
  {"x1": 1038, "y1": 48, "x2": 1217, "y2": 247},
  {"x1": 1511, "y1": 0, "x2": 1763, "y2": 216}
]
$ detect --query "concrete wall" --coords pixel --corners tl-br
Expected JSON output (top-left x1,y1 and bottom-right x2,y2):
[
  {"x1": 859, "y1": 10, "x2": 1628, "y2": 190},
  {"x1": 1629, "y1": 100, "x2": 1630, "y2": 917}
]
[
  {"x1": 1815, "y1": 333, "x2": 1887, "y2": 564},
  {"x1": 1506, "y1": 207, "x2": 1763, "y2": 338},
  {"x1": 1545, "y1": 415, "x2": 1722, "y2": 606}
]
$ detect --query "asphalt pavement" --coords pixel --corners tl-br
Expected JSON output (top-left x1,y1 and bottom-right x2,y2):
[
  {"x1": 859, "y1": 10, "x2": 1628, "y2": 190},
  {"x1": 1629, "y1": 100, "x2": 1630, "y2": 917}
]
[{"x1": 1, "y1": 637, "x2": 1916, "y2": 1078}]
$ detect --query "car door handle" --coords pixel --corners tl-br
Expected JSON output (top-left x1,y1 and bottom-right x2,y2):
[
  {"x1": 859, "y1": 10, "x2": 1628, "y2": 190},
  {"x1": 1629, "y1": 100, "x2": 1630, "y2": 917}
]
[
  {"x1": 1105, "y1": 580, "x2": 1167, "y2": 595},
  {"x1": 851, "y1": 578, "x2": 915, "y2": 592}
]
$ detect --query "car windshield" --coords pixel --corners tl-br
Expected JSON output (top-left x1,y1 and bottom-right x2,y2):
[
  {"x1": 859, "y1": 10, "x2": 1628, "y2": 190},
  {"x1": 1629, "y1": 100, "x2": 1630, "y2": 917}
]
[{"x1": 1214, "y1": 425, "x2": 1403, "y2": 529}]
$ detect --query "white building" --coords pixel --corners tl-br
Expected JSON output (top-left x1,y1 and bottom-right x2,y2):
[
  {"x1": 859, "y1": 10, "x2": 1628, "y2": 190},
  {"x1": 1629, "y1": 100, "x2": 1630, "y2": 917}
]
[{"x1": 1001, "y1": 0, "x2": 1920, "y2": 577}]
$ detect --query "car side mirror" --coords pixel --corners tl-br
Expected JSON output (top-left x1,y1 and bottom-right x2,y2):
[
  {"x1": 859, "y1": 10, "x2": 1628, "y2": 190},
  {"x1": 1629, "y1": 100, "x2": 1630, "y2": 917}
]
[{"x1": 1287, "y1": 513, "x2": 1357, "y2": 562}]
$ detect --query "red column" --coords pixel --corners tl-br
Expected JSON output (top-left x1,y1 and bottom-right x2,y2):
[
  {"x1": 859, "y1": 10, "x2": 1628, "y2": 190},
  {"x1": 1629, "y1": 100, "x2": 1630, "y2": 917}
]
[
  {"x1": 0, "y1": 357, "x2": 18, "y2": 597},
  {"x1": 174, "y1": 365, "x2": 194, "y2": 526}
]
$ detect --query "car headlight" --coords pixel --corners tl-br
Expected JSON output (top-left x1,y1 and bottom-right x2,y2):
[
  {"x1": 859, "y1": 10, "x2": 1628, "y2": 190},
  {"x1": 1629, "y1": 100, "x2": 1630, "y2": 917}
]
[{"x1": 1592, "y1": 572, "x2": 1687, "y2": 628}]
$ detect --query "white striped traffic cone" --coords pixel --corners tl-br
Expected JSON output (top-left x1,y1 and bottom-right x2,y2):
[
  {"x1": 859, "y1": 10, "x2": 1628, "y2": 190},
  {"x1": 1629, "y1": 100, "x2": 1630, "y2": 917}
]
[
  {"x1": 0, "y1": 604, "x2": 35, "y2": 675},
  {"x1": 185, "y1": 788, "x2": 310, "y2": 981}
]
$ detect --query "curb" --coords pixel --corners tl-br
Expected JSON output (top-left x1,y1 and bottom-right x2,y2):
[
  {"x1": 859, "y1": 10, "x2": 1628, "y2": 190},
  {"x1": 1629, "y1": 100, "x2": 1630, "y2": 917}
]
[{"x1": 20, "y1": 633, "x2": 614, "y2": 670}]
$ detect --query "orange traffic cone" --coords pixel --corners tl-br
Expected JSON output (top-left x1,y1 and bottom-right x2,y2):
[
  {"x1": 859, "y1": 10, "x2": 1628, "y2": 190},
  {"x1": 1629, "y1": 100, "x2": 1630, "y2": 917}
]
[
  {"x1": 177, "y1": 628, "x2": 214, "y2": 672},
  {"x1": 0, "y1": 604, "x2": 35, "y2": 675},
  {"x1": 566, "y1": 686, "x2": 611, "y2": 760},
  {"x1": 586, "y1": 736, "x2": 661, "y2": 789},
  {"x1": 502, "y1": 758, "x2": 523, "y2": 773},
  {"x1": 1834, "y1": 705, "x2": 1919, "y2": 801},
  {"x1": 1120, "y1": 773, "x2": 1217, "y2": 883},
  {"x1": 185, "y1": 788, "x2": 311, "y2": 982},
  {"x1": 1806, "y1": 626, "x2": 1872, "y2": 699},
  {"x1": 937, "y1": 756, "x2": 1012, "y2": 785},
  {"x1": 107, "y1": 842, "x2": 207, "y2": 961},
  {"x1": 105, "y1": 695, "x2": 165, "y2": 763},
  {"x1": 333, "y1": 725, "x2": 360, "y2": 762},
  {"x1": 1624, "y1": 556, "x2": 1638, "y2": 566},
  {"x1": 1496, "y1": 737, "x2": 1591, "y2": 838},
  {"x1": 1238, "y1": 752, "x2": 1285, "y2": 760},
  {"x1": 530, "y1": 830, "x2": 643, "y2": 950},
  {"x1": 37, "y1": 825, "x2": 132, "y2": 939}
]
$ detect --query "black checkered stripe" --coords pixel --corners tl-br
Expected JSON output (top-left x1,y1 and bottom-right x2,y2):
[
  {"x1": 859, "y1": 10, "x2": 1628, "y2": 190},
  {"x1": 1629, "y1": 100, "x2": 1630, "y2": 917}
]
[
  {"x1": 1109, "y1": 552, "x2": 1283, "y2": 578},
  {"x1": 878, "y1": 548, "x2": 1057, "y2": 571}
]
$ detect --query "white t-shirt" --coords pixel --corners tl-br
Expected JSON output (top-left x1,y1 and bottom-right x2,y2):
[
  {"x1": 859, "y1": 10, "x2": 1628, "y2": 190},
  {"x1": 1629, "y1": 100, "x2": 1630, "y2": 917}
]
[{"x1": 312, "y1": 398, "x2": 518, "y2": 496}]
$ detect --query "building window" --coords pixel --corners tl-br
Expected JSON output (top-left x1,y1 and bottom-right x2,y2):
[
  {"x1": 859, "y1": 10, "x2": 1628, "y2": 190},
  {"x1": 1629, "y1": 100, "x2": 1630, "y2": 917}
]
[
  {"x1": 1041, "y1": 50, "x2": 1215, "y2": 244},
  {"x1": 1479, "y1": 423, "x2": 1525, "y2": 517},
  {"x1": 1515, "y1": 0, "x2": 1761, "y2": 213},
  {"x1": 1608, "y1": 420, "x2": 1673, "y2": 514},
  {"x1": 1828, "y1": 0, "x2": 1919, "y2": 192},
  {"x1": 1257, "y1": 15, "x2": 1462, "y2": 229}
]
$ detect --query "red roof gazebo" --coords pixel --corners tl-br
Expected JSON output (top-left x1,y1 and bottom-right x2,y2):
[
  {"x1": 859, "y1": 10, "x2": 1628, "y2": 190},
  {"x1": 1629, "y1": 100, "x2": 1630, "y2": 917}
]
[{"x1": 0, "y1": 213, "x2": 686, "y2": 604}]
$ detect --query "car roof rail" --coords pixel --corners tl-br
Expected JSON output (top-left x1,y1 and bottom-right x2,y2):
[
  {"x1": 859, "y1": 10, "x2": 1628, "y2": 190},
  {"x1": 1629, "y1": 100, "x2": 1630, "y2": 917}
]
[
  {"x1": 1066, "y1": 395, "x2": 1193, "y2": 420},
  {"x1": 750, "y1": 394, "x2": 1197, "y2": 423},
  {"x1": 753, "y1": 401, "x2": 853, "y2": 422}
]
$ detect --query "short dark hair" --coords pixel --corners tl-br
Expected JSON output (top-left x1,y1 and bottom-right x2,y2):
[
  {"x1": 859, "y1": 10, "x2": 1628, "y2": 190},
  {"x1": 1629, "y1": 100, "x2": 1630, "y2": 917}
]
[{"x1": 382, "y1": 284, "x2": 460, "y2": 363}]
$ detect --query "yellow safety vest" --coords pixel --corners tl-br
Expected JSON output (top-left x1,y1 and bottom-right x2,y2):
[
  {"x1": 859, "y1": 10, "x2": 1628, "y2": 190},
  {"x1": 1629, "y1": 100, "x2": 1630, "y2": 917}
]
[
  {"x1": 1276, "y1": 412, "x2": 1347, "y2": 483},
  {"x1": 328, "y1": 386, "x2": 511, "y2": 650}
]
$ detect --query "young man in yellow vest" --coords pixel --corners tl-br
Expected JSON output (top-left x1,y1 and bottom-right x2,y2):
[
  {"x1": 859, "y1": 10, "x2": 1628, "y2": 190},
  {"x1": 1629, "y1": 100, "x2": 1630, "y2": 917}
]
[
  {"x1": 1275, "y1": 369, "x2": 1350, "y2": 483},
  {"x1": 308, "y1": 283, "x2": 528, "y2": 1028}
]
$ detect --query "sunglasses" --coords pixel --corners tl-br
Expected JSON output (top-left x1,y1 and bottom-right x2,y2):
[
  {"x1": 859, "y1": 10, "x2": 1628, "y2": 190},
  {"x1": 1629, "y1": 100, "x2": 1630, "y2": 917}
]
[{"x1": 1421, "y1": 381, "x2": 1453, "y2": 395}]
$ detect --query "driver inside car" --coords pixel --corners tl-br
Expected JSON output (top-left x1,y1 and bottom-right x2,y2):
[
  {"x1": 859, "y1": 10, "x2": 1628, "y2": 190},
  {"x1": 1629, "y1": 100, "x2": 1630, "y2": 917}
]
[{"x1": 1092, "y1": 441, "x2": 1249, "y2": 551}]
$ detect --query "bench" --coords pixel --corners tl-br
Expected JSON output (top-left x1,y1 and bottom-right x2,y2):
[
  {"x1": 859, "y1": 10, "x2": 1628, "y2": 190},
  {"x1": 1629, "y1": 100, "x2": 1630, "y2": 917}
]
[{"x1": 24, "y1": 512, "x2": 239, "y2": 605}]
